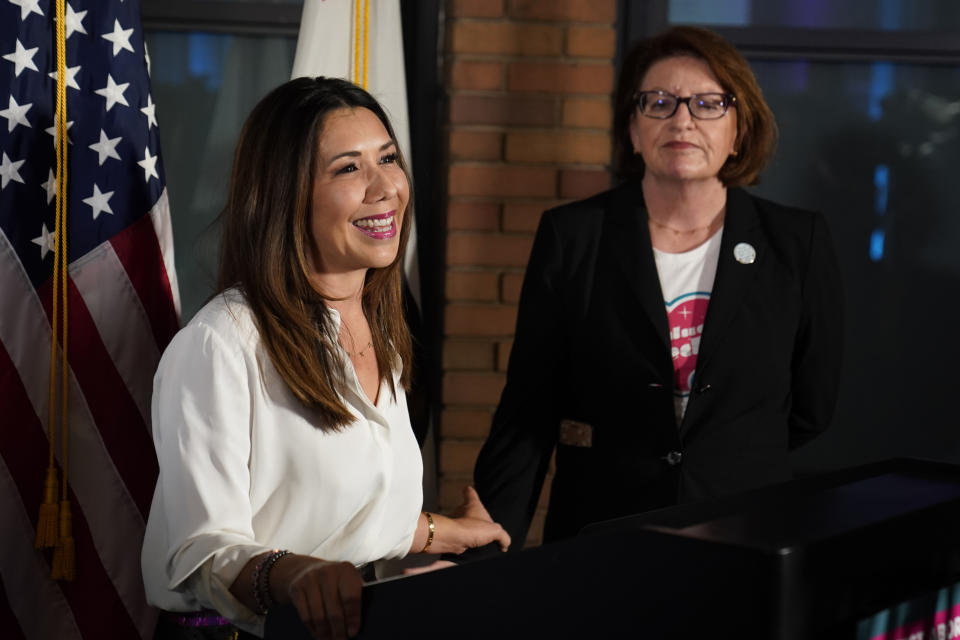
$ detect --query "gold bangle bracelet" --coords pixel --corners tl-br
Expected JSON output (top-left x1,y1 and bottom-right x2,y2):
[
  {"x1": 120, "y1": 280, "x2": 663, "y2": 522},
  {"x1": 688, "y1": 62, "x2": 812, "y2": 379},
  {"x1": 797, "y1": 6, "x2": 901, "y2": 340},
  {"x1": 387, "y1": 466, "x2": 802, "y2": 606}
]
[{"x1": 421, "y1": 512, "x2": 435, "y2": 553}]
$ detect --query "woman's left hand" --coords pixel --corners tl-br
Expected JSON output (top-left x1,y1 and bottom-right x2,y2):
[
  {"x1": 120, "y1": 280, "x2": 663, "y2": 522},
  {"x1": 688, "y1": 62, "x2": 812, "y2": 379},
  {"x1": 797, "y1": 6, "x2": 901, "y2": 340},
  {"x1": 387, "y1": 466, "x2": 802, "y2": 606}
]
[{"x1": 414, "y1": 486, "x2": 511, "y2": 555}]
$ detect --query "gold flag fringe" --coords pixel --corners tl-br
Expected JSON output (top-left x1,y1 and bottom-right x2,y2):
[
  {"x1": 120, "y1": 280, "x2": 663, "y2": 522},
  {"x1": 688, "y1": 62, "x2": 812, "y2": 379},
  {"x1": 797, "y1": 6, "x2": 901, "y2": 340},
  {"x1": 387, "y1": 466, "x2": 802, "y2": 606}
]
[
  {"x1": 51, "y1": 500, "x2": 75, "y2": 580},
  {"x1": 37, "y1": 0, "x2": 74, "y2": 580},
  {"x1": 352, "y1": 0, "x2": 370, "y2": 89},
  {"x1": 34, "y1": 467, "x2": 59, "y2": 548}
]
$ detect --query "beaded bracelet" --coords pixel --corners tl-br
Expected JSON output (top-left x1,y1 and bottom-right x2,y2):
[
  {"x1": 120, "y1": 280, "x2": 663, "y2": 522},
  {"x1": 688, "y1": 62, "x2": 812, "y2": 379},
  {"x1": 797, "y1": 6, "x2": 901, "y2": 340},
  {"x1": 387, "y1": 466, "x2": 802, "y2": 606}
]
[
  {"x1": 421, "y1": 512, "x2": 435, "y2": 553},
  {"x1": 252, "y1": 549, "x2": 291, "y2": 615}
]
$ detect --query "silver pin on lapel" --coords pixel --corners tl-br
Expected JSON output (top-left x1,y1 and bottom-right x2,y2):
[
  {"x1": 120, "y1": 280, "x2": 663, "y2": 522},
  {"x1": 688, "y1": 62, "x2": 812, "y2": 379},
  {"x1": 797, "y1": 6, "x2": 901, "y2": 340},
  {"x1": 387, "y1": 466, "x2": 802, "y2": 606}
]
[{"x1": 733, "y1": 242, "x2": 756, "y2": 264}]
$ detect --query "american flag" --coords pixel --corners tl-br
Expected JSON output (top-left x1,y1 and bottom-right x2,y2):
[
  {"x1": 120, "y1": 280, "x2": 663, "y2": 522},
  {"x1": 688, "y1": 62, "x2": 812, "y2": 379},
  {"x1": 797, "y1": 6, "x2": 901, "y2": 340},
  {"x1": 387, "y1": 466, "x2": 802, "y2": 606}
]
[{"x1": 0, "y1": 0, "x2": 179, "y2": 638}]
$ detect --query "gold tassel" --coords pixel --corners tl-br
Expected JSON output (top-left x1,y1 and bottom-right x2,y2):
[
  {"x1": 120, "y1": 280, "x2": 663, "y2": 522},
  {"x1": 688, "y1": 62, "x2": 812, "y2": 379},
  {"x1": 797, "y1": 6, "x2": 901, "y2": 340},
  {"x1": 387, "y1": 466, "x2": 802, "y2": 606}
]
[
  {"x1": 51, "y1": 500, "x2": 75, "y2": 581},
  {"x1": 35, "y1": 466, "x2": 59, "y2": 548}
]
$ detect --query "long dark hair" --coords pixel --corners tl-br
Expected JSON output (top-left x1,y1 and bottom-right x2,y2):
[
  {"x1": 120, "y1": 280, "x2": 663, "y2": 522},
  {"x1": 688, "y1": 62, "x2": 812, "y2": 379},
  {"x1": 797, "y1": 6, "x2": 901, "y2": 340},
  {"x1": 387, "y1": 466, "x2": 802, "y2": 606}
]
[{"x1": 218, "y1": 76, "x2": 413, "y2": 430}]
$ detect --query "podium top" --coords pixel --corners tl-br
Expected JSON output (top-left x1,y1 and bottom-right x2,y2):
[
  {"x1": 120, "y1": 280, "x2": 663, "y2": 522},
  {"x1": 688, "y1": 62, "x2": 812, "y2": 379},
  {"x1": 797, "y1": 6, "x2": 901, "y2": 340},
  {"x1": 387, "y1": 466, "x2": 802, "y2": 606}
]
[
  {"x1": 266, "y1": 458, "x2": 960, "y2": 640},
  {"x1": 581, "y1": 457, "x2": 960, "y2": 552}
]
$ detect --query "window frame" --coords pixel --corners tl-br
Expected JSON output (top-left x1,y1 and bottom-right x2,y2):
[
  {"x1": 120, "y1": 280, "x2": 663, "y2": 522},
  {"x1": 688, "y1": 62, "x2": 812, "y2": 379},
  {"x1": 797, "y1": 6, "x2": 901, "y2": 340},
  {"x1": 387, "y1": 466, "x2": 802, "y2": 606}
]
[
  {"x1": 618, "y1": 0, "x2": 960, "y2": 65},
  {"x1": 141, "y1": 0, "x2": 302, "y2": 36}
]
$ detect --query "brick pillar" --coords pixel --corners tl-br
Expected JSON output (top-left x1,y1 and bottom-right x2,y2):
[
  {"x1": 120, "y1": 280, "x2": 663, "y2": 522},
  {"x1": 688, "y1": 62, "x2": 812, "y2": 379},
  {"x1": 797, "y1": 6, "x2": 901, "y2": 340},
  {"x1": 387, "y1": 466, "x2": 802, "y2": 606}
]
[{"x1": 440, "y1": 0, "x2": 617, "y2": 547}]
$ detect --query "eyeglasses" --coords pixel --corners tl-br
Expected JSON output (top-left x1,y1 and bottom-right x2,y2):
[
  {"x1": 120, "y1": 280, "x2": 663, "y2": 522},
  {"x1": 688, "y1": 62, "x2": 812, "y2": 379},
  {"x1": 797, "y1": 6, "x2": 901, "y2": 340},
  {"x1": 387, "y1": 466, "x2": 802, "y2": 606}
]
[{"x1": 635, "y1": 91, "x2": 736, "y2": 120}]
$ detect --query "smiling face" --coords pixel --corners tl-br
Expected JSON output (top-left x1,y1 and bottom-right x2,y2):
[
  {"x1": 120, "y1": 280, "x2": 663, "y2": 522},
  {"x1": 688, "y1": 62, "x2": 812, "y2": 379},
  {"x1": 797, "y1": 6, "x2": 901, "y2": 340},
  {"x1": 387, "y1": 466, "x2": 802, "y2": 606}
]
[
  {"x1": 629, "y1": 55, "x2": 738, "y2": 187},
  {"x1": 308, "y1": 107, "x2": 409, "y2": 283}
]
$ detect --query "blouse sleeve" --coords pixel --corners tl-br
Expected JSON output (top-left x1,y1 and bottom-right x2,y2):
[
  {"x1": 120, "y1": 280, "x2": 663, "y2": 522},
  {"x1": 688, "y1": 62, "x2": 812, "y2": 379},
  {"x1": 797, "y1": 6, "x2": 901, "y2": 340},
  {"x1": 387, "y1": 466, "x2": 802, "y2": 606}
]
[
  {"x1": 788, "y1": 211, "x2": 844, "y2": 449},
  {"x1": 149, "y1": 318, "x2": 271, "y2": 625}
]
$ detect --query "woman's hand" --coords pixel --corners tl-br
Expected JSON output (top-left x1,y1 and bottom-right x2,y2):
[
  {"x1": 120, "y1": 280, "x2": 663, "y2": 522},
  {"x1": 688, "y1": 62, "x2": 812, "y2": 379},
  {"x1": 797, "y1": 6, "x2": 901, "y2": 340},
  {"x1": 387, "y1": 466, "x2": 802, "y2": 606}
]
[
  {"x1": 270, "y1": 556, "x2": 363, "y2": 640},
  {"x1": 452, "y1": 485, "x2": 493, "y2": 520},
  {"x1": 412, "y1": 486, "x2": 511, "y2": 555},
  {"x1": 448, "y1": 486, "x2": 511, "y2": 552}
]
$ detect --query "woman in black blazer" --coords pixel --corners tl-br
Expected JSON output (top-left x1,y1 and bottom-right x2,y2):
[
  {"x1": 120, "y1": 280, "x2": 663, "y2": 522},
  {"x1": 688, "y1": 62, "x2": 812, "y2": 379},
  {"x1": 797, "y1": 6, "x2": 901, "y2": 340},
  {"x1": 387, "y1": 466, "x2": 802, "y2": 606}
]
[{"x1": 473, "y1": 26, "x2": 844, "y2": 546}]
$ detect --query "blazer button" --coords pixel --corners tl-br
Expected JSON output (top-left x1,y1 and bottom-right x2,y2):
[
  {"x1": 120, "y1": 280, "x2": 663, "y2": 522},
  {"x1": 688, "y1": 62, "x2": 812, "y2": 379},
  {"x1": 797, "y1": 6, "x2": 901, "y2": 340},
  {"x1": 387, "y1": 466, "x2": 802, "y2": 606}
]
[
  {"x1": 664, "y1": 451, "x2": 683, "y2": 466},
  {"x1": 697, "y1": 384, "x2": 712, "y2": 394}
]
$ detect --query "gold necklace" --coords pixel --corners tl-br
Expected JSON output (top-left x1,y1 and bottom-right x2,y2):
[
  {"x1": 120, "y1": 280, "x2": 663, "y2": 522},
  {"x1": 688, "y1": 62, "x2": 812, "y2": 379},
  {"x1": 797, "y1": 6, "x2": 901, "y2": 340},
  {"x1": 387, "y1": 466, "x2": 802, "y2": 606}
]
[
  {"x1": 343, "y1": 340, "x2": 373, "y2": 358},
  {"x1": 648, "y1": 211, "x2": 725, "y2": 235}
]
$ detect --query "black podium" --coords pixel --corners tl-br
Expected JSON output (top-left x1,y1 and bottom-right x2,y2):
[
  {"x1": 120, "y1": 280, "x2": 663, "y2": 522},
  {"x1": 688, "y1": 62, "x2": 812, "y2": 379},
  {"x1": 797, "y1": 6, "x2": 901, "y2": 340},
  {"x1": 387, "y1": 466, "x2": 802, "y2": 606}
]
[{"x1": 265, "y1": 458, "x2": 960, "y2": 639}]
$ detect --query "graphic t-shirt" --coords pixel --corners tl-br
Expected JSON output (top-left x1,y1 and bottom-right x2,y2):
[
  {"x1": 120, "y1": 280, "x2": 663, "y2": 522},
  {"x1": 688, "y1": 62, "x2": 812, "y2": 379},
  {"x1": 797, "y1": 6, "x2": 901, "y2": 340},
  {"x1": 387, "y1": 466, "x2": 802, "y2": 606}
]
[{"x1": 653, "y1": 228, "x2": 723, "y2": 425}]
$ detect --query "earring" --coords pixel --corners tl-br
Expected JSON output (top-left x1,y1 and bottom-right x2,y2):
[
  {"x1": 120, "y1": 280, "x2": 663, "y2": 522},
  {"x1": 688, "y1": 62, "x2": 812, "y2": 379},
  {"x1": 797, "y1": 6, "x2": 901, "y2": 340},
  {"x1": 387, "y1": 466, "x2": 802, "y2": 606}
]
[{"x1": 730, "y1": 150, "x2": 739, "y2": 157}]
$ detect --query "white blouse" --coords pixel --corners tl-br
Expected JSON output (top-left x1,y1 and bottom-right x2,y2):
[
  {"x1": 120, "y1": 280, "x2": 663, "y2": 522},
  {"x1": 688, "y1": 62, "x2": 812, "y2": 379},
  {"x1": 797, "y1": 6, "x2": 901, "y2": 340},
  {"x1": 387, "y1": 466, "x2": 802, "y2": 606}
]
[{"x1": 141, "y1": 290, "x2": 423, "y2": 635}]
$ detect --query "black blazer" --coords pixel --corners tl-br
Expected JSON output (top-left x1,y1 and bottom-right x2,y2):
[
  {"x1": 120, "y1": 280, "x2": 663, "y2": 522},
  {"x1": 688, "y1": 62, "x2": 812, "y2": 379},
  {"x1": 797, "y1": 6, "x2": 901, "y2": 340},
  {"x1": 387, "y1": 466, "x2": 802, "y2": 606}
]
[{"x1": 474, "y1": 180, "x2": 844, "y2": 545}]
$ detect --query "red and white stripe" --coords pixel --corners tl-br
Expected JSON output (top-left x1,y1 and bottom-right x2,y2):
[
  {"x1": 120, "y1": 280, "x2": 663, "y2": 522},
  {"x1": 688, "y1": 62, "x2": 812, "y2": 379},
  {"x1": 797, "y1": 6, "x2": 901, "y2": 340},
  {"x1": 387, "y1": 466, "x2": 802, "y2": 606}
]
[{"x1": 0, "y1": 189, "x2": 179, "y2": 639}]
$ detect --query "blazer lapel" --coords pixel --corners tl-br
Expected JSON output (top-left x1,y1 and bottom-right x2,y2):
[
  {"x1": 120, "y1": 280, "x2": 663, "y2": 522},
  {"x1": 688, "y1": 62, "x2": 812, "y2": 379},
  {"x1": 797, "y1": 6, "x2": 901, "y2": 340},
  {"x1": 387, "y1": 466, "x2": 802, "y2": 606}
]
[
  {"x1": 692, "y1": 187, "x2": 764, "y2": 380},
  {"x1": 601, "y1": 181, "x2": 670, "y2": 352}
]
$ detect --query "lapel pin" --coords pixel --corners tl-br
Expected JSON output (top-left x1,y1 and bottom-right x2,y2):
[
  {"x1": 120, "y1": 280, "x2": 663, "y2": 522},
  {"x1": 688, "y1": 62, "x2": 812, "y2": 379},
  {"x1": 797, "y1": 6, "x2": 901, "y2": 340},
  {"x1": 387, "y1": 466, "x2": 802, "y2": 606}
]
[{"x1": 733, "y1": 242, "x2": 756, "y2": 265}]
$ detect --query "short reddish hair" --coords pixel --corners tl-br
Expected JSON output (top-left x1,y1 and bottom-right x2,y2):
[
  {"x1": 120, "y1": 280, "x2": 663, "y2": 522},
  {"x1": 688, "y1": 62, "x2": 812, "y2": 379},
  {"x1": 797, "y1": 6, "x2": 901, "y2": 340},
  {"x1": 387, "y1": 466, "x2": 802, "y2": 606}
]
[{"x1": 613, "y1": 26, "x2": 778, "y2": 187}]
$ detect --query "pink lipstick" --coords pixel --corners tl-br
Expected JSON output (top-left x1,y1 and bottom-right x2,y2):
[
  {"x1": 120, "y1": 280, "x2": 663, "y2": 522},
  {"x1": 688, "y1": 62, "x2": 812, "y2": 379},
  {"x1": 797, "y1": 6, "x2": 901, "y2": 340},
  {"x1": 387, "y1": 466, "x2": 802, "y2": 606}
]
[{"x1": 352, "y1": 211, "x2": 397, "y2": 239}]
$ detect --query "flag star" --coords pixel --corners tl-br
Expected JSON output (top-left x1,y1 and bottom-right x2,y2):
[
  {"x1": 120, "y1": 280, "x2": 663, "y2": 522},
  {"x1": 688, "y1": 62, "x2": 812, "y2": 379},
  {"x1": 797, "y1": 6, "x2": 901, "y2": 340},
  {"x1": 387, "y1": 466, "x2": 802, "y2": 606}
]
[
  {"x1": 89, "y1": 129, "x2": 122, "y2": 165},
  {"x1": 63, "y1": 3, "x2": 87, "y2": 39},
  {"x1": 83, "y1": 183, "x2": 114, "y2": 220},
  {"x1": 141, "y1": 94, "x2": 157, "y2": 129},
  {"x1": 0, "y1": 95, "x2": 32, "y2": 132},
  {"x1": 0, "y1": 152, "x2": 26, "y2": 190},
  {"x1": 101, "y1": 18, "x2": 134, "y2": 57},
  {"x1": 3, "y1": 39, "x2": 39, "y2": 77},
  {"x1": 9, "y1": 0, "x2": 43, "y2": 20},
  {"x1": 31, "y1": 223, "x2": 55, "y2": 260},
  {"x1": 144, "y1": 41, "x2": 151, "y2": 75},
  {"x1": 94, "y1": 74, "x2": 130, "y2": 111},
  {"x1": 45, "y1": 120, "x2": 74, "y2": 147},
  {"x1": 137, "y1": 146, "x2": 159, "y2": 182},
  {"x1": 41, "y1": 168, "x2": 57, "y2": 204},
  {"x1": 48, "y1": 64, "x2": 81, "y2": 91}
]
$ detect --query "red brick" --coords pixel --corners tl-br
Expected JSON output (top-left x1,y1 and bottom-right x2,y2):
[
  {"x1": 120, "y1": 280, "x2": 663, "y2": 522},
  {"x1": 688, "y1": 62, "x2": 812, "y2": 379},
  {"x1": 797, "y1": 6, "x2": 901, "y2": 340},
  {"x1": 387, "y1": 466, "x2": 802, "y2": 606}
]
[
  {"x1": 445, "y1": 304, "x2": 518, "y2": 336},
  {"x1": 442, "y1": 371, "x2": 507, "y2": 403},
  {"x1": 501, "y1": 272, "x2": 525, "y2": 303},
  {"x1": 441, "y1": 408, "x2": 494, "y2": 438},
  {"x1": 507, "y1": 0, "x2": 616, "y2": 23},
  {"x1": 442, "y1": 338, "x2": 497, "y2": 369},
  {"x1": 565, "y1": 26, "x2": 616, "y2": 58},
  {"x1": 449, "y1": 22, "x2": 563, "y2": 56},
  {"x1": 439, "y1": 439, "x2": 484, "y2": 474},
  {"x1": 449, "y1": 130, "x2": 503, "y2": 161},
  {"x1": 447, "y1": 233, "x2": 534, "y2": 267},
  {"x1": 450, "y1": 60, "x2": 504, "y2": 90},
  {"x1": 450, "y1": 0, "x2": 504, "y2": 18},
  {"x1": 447, "y1": 200, "x2": 500, "y2": 231},
  {"x1": 505, "y1": 130, "x2": 611, "y2": 164},
  {"x1": 448, "y1": 165, "x2": 556, "y2": 198},
  {"x1": 508, "y1": 61, "x2": 614, "y2": 94},
  {"x1": 449, "y1": 94, "x2": 560, "y2": 127},
  {"x1": 502, "y1": 201, "x2": 548, "y2": 232},
  {"x1": 496, "y1": 339, "x2": 514, "y2": 370},
  {"x1": 446, "y1": 270, "x2": 500, "y2": 301},
  {"x1": 562, "y1": 97, "x2": 612, "y2": 128},
  {"x1": 560, "y1": 168, "x2": 611, "y2": 199}
]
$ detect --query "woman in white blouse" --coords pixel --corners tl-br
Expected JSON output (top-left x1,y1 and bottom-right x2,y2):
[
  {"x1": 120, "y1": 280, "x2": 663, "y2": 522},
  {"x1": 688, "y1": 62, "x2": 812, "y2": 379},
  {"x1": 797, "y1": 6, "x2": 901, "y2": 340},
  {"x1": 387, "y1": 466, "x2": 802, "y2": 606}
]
[{"x1": 142, "y1": 77, "x2": 510, "y2": 640}]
